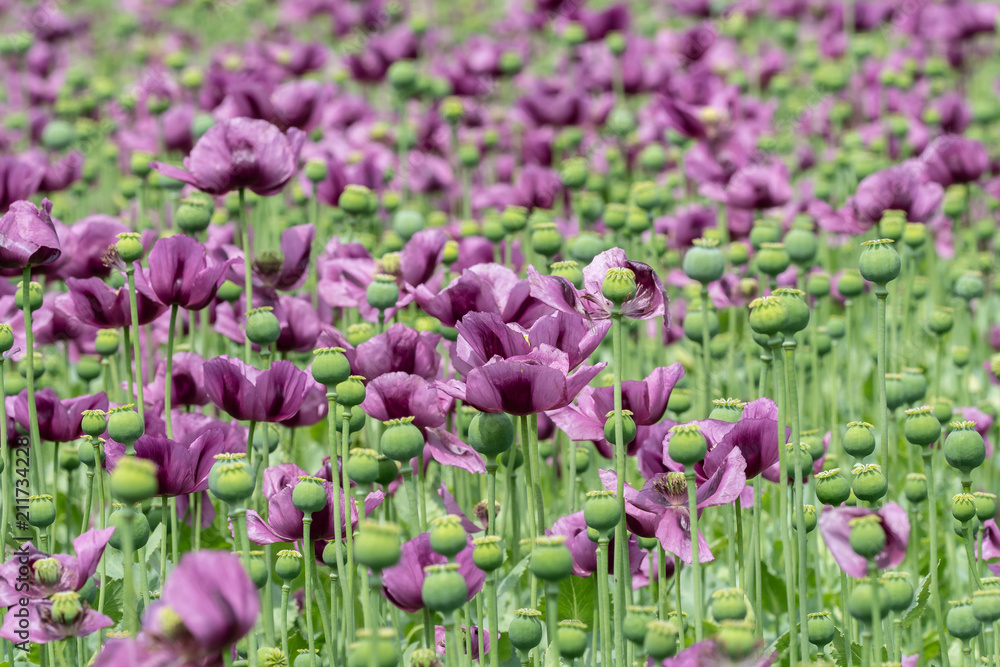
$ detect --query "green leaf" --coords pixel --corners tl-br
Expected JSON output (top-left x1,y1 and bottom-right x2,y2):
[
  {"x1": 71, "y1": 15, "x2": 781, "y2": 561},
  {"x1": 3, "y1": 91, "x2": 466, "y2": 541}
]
[
  {"x1": 829, "y1": 628, "x2": 849, "y2": 667},
  {"x1": 760, "y1": 567, "x2": 788, "y2": 616},
  {"x1": 902, "y1": 565, "x2": 935, "y2": 629},
  {"x1": 497, "y1": 555, "x2": 530, "y2": 599},
  {"x1": 557, "y1": 575, "x2": 594, "y2": 626},
  {"x1": 102, "y1": 578, "x2": 125, "y2": 626}
]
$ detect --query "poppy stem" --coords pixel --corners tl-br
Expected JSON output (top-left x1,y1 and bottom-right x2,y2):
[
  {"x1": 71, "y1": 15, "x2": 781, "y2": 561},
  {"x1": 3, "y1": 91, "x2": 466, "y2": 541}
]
[
  {"x1": 923, "y1": 449, "x2": 951, "y2": 667},
  {"x1": 684, "y1": 469, "x2": 703, "y2": 642},
  {"x1": 657, "y1": 544, "x2": 667, "y2": 621},
  {"x1": 160, "y1": 496, "x2": 168, "y2": 587},
  {"x1": 328, "y1": 396, "x2": 348, "y2": 610},
  {"x1": 121, "y1": 507, "x2": 137, "y2": 635},
  {"x1": 0, "y1": 361, "x2": 9, "y2": 542},
  {"x1": 700, "y1": 286, "x2": 712, "y2": 417},
  {"x1": 303, "y1": 514, "x2": 317, "y2": 667},
  {"x1": 137, "y1": 544, "x2": 151, "y2": 608},
  {"x1": 125, "y1": 267, "x2": 146, "y2": 422},
  {"x1": 875, "y1": 288, "x2": 889, "y2": 476},
  {"x1": 238, "y1": 187, "x2": 253, "y2": 363},
  {"x1": 486, "y1": 461, "x2": 497, "y2": 536},
  {"x1": 753, "y1": 475, "x2": 762, "y2": 639},
  {"x1": 611, "y1": 312, "x2": 627, "y2": 660},
  {"x1": 81, "y1": 470, "x2": 94, "y2": 535},
  {"x1": 597, "y1": 537, "x2": 612, "y2": 667},
  {"x1": 784, "y1": 342, "x2": 810, "y2": 660},
  {"x1": 771, "y1": 337, "x2": 798, "y2": 666},
  {"x1": 280, "y1": 583, "x2": 290, "y2": 657},
  {"x1": 21, "y1": 267, "x2": 43, "y2": 494},
  {"x1": 341, "y1": 409, "x2": 357, "y2": 640},
  {"x1": 487, "y1": 571, "x2": 500, "y2": 667},
  {"x1": 96, "y1": 440, "x2": 107, "y2": 626},
  {"x1": 840, "y1": 569, "x2": 853, "y2": 667}
]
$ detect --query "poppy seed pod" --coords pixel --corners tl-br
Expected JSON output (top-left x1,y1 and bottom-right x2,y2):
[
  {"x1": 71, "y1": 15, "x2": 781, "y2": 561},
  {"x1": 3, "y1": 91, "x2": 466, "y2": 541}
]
[
  {"x1": 501, "y1": 206, "x2": 528, "y2": 233},
  {"x1": 27, "y1": 495, "x2": 56, "y2": 528},
  {"x1": 952, "y1": 493, "x2": 977, "y2": 523},
  {"x1": 208, "y1": 453, "x2": 256, "y2": 504},
  {"x1": 901, "y1": 368, "x2": 927, "y2": 405},
  {"x1": 429, "y1": 515, "x2": 467, "y2": 558},
  {"x1": 601, "y1": 267, "x2": 636, "y2": 306},
  {"x1": 275, "y1": 549, "x2": 302, "y2": 582},
  {"x1": 837, "y1": 270, "x2": 865, "y2": 299},
  {"x1": 245, "y1": 307, "x2": 281, "y2": 347},
  {"x1": 312, "y1": 347, "x2": 351, "y2": 387},
  {"x1": 904, "y1": 473, "x2": 927, "y2": 504},
  {"x1": 335, "y1": 403, "x2": 367, "y2": 433},
  {"x1": 718, "y1": 620, "x2": 757, "y2": 660},
  {"x1": 709, "y1": 398, "x2": 745, "y2": 423},
  {"x1": 807, "y1": 611, "x2": 836, "y2": 647},
  {"x1": 108, "y1": 504, "x2": 151, "y2": 550},
  {"x1": 844, "y1": 421, "x2": 876, "y2": 459},
  {"x1": 346, "y1": 449, "x2": 380, "y2": 485},
  {"x1": 366, "y1": 274, "x2": 400, "y2": 312},
  {"x1": 623, "y1": 606, "x2": 657, "y2": 645},
  {"x1": 355, "y1": 522, "x2": 402, "y2": 571},
  {"x1": 805, "y1": 272, "x2": 830, "y2": 298},
  {"x1": 884, "y1": 374, "x2": 905, "y2": 411},
  {"x1": 848, "y1": 514, "x2": 886, "y2": 559},
  {"x1": 603, "y1": 410, "x2": 636, "y2": 446},
  {"x1": 953, "y1": 272, "x2": 984, "y2": 301},
  {"x1": 557, "y1": 620, "x2": 588, "y2": 659},
  {"x1": 816, "y1": 469, "x2": 851, "y2": 506},
  {"x1": 381, "y1": 417, "x2": 425, "y2": 462},
  {"x1": 972, "y1": 589, "x2": 1000, "y2": 623},
  {"x1": 550, "y1": 260, "x2": 584, "y2": 289},
  {"x1": 335, "y1": 376, "x2": 367, "y2": 407},
  {"x1": 904, "y1": 406, "x2": 941, "y2": 446},
  {"x1": 339, "y1": 185, "x2": 374, "y2": 216},
  {"x1": 975, "y1": 492, "x2": 997, "y2": 522},
  {"x1": 748, "y1": 296, "x2": 787, "y2": 337},
  {"x1": 110, "y1": 457, "x2": 159, "y2": 505},
  {"x1": 944, "y1": 421, "x2": 985, "y2": 477},
  {"x1": 785, "y1": 443, "x2": 814, "y2": 478},
  {"x1": 711, "y1": 588, "x2": 748, "y2": 621},
  {"x1": 668, "y1": 424, "x2": 707, "y2": 466},
  {"x1": 784, "y1": 225, "x2": 818, "y2": 266},
  {"x1": 848, "y1": 578, "x2": 885, "y2": 623},
  {"x1": 530, "y1": 223, "x2": 562, "y2": 258},
  {"x1": 421, "y1": 564, "x2": 468, "y2": 615},
  {"x1": 682, "y1": 306, "x2": 720, "y2": 344},
  {"x1": 115, "y1": 232, "x2": 144, "y2": 263},
  {"x1": 530, "y1": 535, "x2": 574, "y2": 582},
  {"x1": 509, "y1": 609, "x2": 543, "y2": 652},
  {"x1": 852, "y1": 463, "x2": 887, "y2": 503},
  {"x1": 947, "y1": 599, "x2": 981, "y2": 640},
  {"x1": 858, "y1": 238, "x2": 900, "y2": 286},
  {"x1": 583, "y1": 490, "x2": 619, "y2": 534},
  {"x1": 291, "y1": 476, "x2": 327, "y2": 514},
  {"x1": 644, "y1": 620, "x2": 679, "y2": 660},
  {"x1": 682, "y1": 238, "x2": 725, "y2": 285},
  {"x1": 15, "y1": 281, "x2": 42, "y2": 312},
  {"x1": 472, "y1": 536, "x2": 505, "y2": 572},
  {"x1": 772, "y1": 288, "x2": 810, "y2": 335},
  {"x1": 81, "y1": 410, "x2": 107, "y2": 438}
]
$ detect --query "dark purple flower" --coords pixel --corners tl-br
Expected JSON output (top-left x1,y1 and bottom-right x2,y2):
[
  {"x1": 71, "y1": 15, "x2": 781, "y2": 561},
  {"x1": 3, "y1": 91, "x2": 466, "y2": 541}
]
[
  {"x1": 725, "y1": 162, "x2": 793, "y2": 210},
  {"x1": 203, "y1": 356, "x2": 309, "y2": 423},
  {"x1": 362, "y1": 372, "x2": 450, "y2": 430},
  {"x1": 549, "y1": 511, "x2": 646, "y2": 578},
  {"x1": 694, "y1": 399, "x2": 783, "y2": 480},
  {"x1": 0, "y1": 157, "x2": 44, "y2": 213},
  {"x1": 13, "y1": 389, "x2": 108, "y2": 443},
  {"x1": 435, "y1": 623, "x2": 492, "y2": 661},
  {"x1": 382, "y1": 533, "x2": 485, "y2": 613},
  {"x1": 661, "y1": 639, "x2": 775, "y2": 666},
  {"x1": 355, "y1": 324, "x2": 442, "y2": 381},
  {"x1": 252, "y1": 224, "x2": 315, "y2": 292},
  {"x1": 852, "y1": 162, "x2": 944, "y2": 226},
  {"x1": 818, "y1": 504, "x2": 910, "y2": 578},
  {"x1": 146, "y1": 235, "x2": 233, "y2": 310},
  {"x1": 921, "y1": 135, "x2": 989, "y2": 187},
  {"x1": 51, "y1": 215, "x2": 129, "y2": 280},
  {"x1": 0, "y1": 598, "x2": 110, "y2": 644},
  {"x1": 66, "y1": 274, "x2": 167, "y2": 329},
  {"x1": 0, "y1": 198, "x2": 61, "y2": 268},
  {"x1": 439, "y1": 346, "x2": 605, "y2": 417},
  {"x1": 0, "y1": 528, "x2": 114, "y2": 606},
  {"x1": 145, "y1": 352, "x2": 210, "y2": 408},
  {"x1": 529, "y1": 248, "x2": 667, "y2": 321},
  {"x1": 104, "y1": 430, "x2": 237, "y2": 497},
  {"x1": 414, "y1": 263, "x2": 552, "y2": 328},
  {"x1": 149, "y1": 118, "x2": 305, "y2": 197}
]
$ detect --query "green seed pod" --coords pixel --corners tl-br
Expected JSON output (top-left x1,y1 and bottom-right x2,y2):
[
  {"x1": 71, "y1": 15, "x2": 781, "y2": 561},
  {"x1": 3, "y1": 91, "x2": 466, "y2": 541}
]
[
  {"x1": 81, "y1": 410, "x2": 107, "y2": 438},
  {"x1": 851, "y1": 463, "x2": 888, "y2": 503},
  {"x1": 583, "y1": 490, "x2": 619, "y2": 534},
  {"x1": 879, "y1": 572, "x2": 914, "y2": 613},
  {"x1": 858, "y1": 238, "x2": 900, "y2": 285},
  {"x1": 849, "y1": 514, "x2": 887, "y2": 559},
  {"x1": 574, "y1": 446, "x2": 590, "y2": 474},
  {"x1": 952, "y1": 493, "x2": 977, "y2": 524},
  {"x1": 601, "y1": 267, "x2": 637, "y2": 305},
  {"x1": 791, "y1": 505, "x2": 817, "y2": 533},
  {"x1": 944, "y1": 421, "x2": 985, "y2": 477},
  {"x1": 77, "y1": 356, "x2": 103, "y2": 382},
  {"x1": 843, "y1": 421, "x2": 876, "y2": 459},
  {"x1": 550, "y1": 261, "x2": 584, "y2": 289},
  {"x1": 14, "y1": 281, "x2": 42, "y2": 312},
  {"x1": 644, "y1": 620, "x2": 679, "y2": 660},
  {"x1": 711, "y1": 588, "x2": 748, "y2": 622},
  {"x1": 251, "y1": 423, "x2": 280, "y2": 455},
  {"x1": 49, "y1": 591, "x2": 83, "y2": 625},
  {"x1": 392, "y1": 208, "x2": 425, "y2": 241},
  {"x1": 667, "y1": 388, "x2": 691, "y2": 416},
  {"x1": 708, "y1": 398, "x2": 744, "y2": 423},
  {"x1": 901, "y1": 368, "x2": 927, "y2": 405},
  {"x1": 884, "y1": 373, "x2": 905, "y2": 411},
  {"x1": 311, "y1": 347, "x2": 351, "y2": 387},
  {"x1": 472, "y1": 536, "x2": 505, "y2": 572},
  {"x1": 501, "y1": 206, "x2": 528, "y2": 233},
  {"x1": 975, "y1": 492, "x2": 997, "y2": 522},
  {"x1": 27, "y1": 495, "x2": 56, "y2": 528},
  {"x1": 603, "y1": 409, "x2": 636, "y2": 447},
  {"x1": 682, "y1": 305, "x2": 720, "y2": 344},
  {"x1": 246, "y1": 551, "x2": 268, "y2": 589},
  {"x1": 954, "y1": 271, "x2": 984, "y2": 301},
  {"x1": 826, "y1": 316, "x2": 846, "y2": 340},
  {"x1": 339, "y1": 185, "x2": 375, "y2": 215},
  {"x1": 110, "y1": 457, "x2": 159, "y2": 504},
  {"x1": 292, "y1": 476, "x2": 327, "y2": 514},
  {"x1": 903, "y1": 406, "x2": 941, "y2": 446},
  {"x1": 208, "y1": 453, "x2": 256, "y2": 504},
  {"x1": 848, "y1": 577, "x2": 885, "y2": 623},
  {"x1": 355, "y1": 522, "x2": 403, "y2": 571},
  {"x1": 108, "y1": 504, "x2": 151, "y2": 550},
  {"x1": 683, "y1": 238, "x2": 725, "y2": 284},
  {"x1": 275, "y1": 549, "x2": 303, "y2": 582},
  {"x1": 952, "y1": 345, "x2": 970, "y2": 368},
  {"x1": 972, "y1": 589, "x2": 1000, "y2": 623},
  {"x1": 467, "y1": 412, "x2": 515, "y2": 458},
  {"x1": 560, "y1": 157, "x2": 589, "y2": 190},
  {"x1": 784, "y1": 226, "x2": 818, "y2": 266},
  {"x1": 346, "y1": 448, "x2": 380, "y2": 485},
  {"x1": 932, "y1": 398, "x2": 954, "y2": 424},
  {"x1": 508, "y1": 609, "x2": 543, "y2": 652},
  {"x1": 421, "y1": 564, "x2": 468, "y2": 614},
  {"x1": 623, "y1": 606, "x2": 656, "y2": 645},
  {"x1": 785, "y1": 443, "x2": 814, "y2": 479},
  {"x1": 772, "y1": 288, "x2": 810, "y2": 335},
  {"x1": 807, "y1": 611, "x2": 836, "y2": 647},
  {"x1": 947, "y1": 599, "x2": 982, "y2": 640},
  {"x1": 335, "y1": 403, "x2": 367, "y2": 433},
  {"x1": 216, "y1": 280, "x2": 242, "y2": 303},
  {"x1": 107, "y1": 405, "x2": 144, "y2": 446},
  {"x1": 557, "y1": 619, "x2": 588, "y2": 659},
  {"x1": 667, "y1": 424, "x2": 707, "y2": 466},
  {"x1": 748, "y1": 295, "x2": 787, "y2": 336},
  {"x1": 756, "y1": 242, "x2": 790, "y2": 277},
  {"x1": 805, "y1": 272, "x2": 830, "y2": 298},
  {"x1": 429, "y1": 515, "x2": 467, "y2": 558},
  {"x1": 365, "y1": 274, "x2": 399, "y2": 312},
  {"x1": 530, "y1": 535, "x2": 574, "y2": 582},
  {"x1": 381, "y1": 418, "x2": 424, "y2": 462},
  {"x1": 717, "y1": 620, "x2": 757, "y2": 660},
  {"x1": 115, "y1": 232, "x2": 144, "y2": 263},
  {"x1": 815, "y1": 469, "x2": 851, "y2": 506},
  {"x1": 335, "y1": 375, "x2": 367, "y2": 407},
  {"x1": 927, "y1": 307, "x2": 954, "y2": 335},
  {"x1": 903, "y1": 473, "x2": 927, "y2": 504}
]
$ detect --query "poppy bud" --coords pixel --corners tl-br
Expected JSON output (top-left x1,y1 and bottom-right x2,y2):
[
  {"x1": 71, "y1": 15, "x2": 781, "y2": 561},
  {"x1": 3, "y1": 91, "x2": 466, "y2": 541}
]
[
  {"x1": 947, "y1": 599, "x2": 981, "y2": 640},
  {"x1": 275, "y1": 549, "x2": 302, "y2": 582},
  {"x1": 501, "y1": 206, "x2": 528, "y2": 233},
  {"x1": 428, "y1": 515, "x2": 467, "y2": 558},
  {"x1": 549, "y1": 260, "x2": 584, "y2": 289},
  {"x1": 339, "y1": 185, "x2": 374, "y2": 216},
  {"x1": 27, "y1": 495, "x2": 56, "y2": 528},
  {"x1": 467, "y1": 411, "x2": 514, "y2": 459},
  {"x1": 421, "y1": 563, "x2": 468, "y2": 614},
  {"x1": 848, "y1": 514, "x2": 886, "y2": 559},
  {"x1": 644, "y1": 620, "x2": 679, "y2": 659},
  {"x1": 509, "y1": 609, "x2": 543, "y2": 652},
  {"x1": 583, "y1": 490, "x2": 619, "y2": 535},
  {"x1": 114, "y1": 232, "x2": 144, "y2": 264},
  {"x1": 903, "y1": 473, "x2": 927, "y2": 504},
  {"x1": 355, "y1": 522, "x2": 402, "y2": 571},
  {"x1": 773, "y1": 288, "x2": 810, "y2": 335},
  {"x1": 711, "y1": 588, "x2": 748, "y2": 621},
  {"x1": 335, "y1": 376, "x2": 367, "y2": 407},
  {"x1": 380, "y1": 417, "x2": 424, "y2": 462},
  {"x1": 807, "y1": 611, "x2": 835, "y2": 647},
  {"x1": 557, "y1": 619, "x2": 588, "y2": 659},
  {"x1": 346, "y1": 448, "x2": 380, "y2": 485},
  {"x1": 208, "y1": 453, "x2": 256, "y2": 504},
  {"x1": 851, "y1": 464, "x2": 887, "y2": 503},
  {"x1": 310, "y1": 347, "x2": 350, "y2": 388},
  {"x1": 785, "y1": 225, "x2": 818, "y2": 266},
  {"x1": 601, "y1": 267, "x2": 636, "y2": 306},
  {"x1": 110, "y1": 457, "x2": 158, "y2": 505},
  {"x1": 786, "y1": 443, "x2": 814, "y2": 479},
  {"x1": 901, "y1": 368, "x2": 927, "y2": 404},
  {"x1": 683, "y1": 238, "x2": 725, "y2": 285},
  {"x1": 366, "y1": 274, "x2": 400, "y2": 312},
  {"x1": 108, "y1": 504, "x2": 151, "y2": 550},
  {"x1": 815, "y1": 469, "x2": 850, "y2": 506},
  {"x1": 756, "y1": 242, "x2": 790, "y2": 277},
  {"x1": 668, "y1": 424, "x2": 707, "y2": 466},
  {"x1": 77, "y1": 356, "x2": 103, "y2": 382},
  {"x1": 472, "y1": 536, "x2": 505, "y2": 572},
  {"x1": 530, "y1": 535, "x2": 574, "y2": 582},
  {"x1": 903, "y1": 406, "x2": 940, "y2": 446},
  {"x1": 944, "y1": 421, "x2": 985, "y2": 477},
  {"x1": 107, "y1": 405, "x2": 144, "y2": 446},
  {"x1": 844, "y1": 421, "x2": 876, "y2": 458}
]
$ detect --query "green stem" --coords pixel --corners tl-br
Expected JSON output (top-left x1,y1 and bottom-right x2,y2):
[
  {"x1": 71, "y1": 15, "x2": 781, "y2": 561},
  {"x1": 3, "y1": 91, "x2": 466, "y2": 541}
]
[
  {"x1": 869, "y1": 563, "x2": 882, "y2": 665},
  {"x1": 232, "y1": 506, "x2": 259, "y2": 667},
  {"x1": 280, "y1": 585, "x2": 290, "y2": 658},
  {"x1": 122, "y1": 508, "x2": 137, "y2": 635},
  {"x1": 845, "y1": 300, "x2": 856, "y2": 418},
  {"x1": 784, "y1": 343, "x2": 810, "y2": 660},
  {"x1": 0, "y1": 363, "x2": 9, "y2": 542},
  {"x1": 612, "y1": 313, "x2": 627, "y2": 658},
  {"x1": 487, "y1": 571, "x2": 500, "y2": 667},
  {"x1": 486, "y1": 462, "x2": 497, "y2": 536},
  {"x1": 752, "y1": 476, "x2": 763, "y2": 639},
  {"x1": 238, "y1": 187, "x2": 253, "y2": 363},
  {"x1": 544, "y1": 584, "x2": 559, "y2": 656},
  {"x1": 22, "y1": 268, "x2": 43, "y2": 495},
  {"x1": 700, "y1": 287, "x2": 712, "y2": 417},
  {"x1": 597, "y1": 538, "x2": 612, "y2": 667},
  {"x1": 328, "y1": 397, "x2": 348, "y2": 608},
  {"x1": 164, "y1": 304, "x2": 178, "y2": 438},
  {"x1": 303, "y1": 515, "x2": 317, "y2": 667},
  {"x1": 685, "y1": 469, "x2": 703, "y2": 642},
  {"x1": 341, "y1": 411, "x2": 356, "y2": 641},
  {"x1": 96, "y1": 441, "x2": 107, "y2": 624},
  {"x1": 771, "y1": 340, "x2": 797, "y2": 666},
  {"x1": 841, "y1": 570, "x2": 853, "y2": 667},
  {"x1": 876, "y1": 290, "x2": 888, "y2": 477},
  {"x1": 137, "y1": 545, "x2": 150, "y2": 610},
  {"x1": 736, "y1": 496, "x2": 746, "y2": 599},
  {"x1": 923, "y1": 450, "x2": 951, "y2": 667},
  {"x1": 125, "y1": 269, "x2": 146, "y2": 422},
  {"x1": 159, "y1": 496, "x2": 168, "y2": 589}
]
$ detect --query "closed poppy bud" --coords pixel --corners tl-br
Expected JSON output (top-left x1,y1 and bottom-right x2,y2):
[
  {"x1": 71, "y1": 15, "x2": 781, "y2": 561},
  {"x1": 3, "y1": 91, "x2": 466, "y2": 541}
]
[
  {"x1": 275, "y1": 549, "x2": 302, "y2": 582},
  {"x1": 27, "y1": 495, "x2": 56, "y2": 528},
  {"x1": 851, "y1": 463, "x2": 887, "y2": 503},
  {"x1": 81, "y1": 410, "x2": 107, "y2": 438},
  {"x1": 550, "y1": 260, "x2": 584, "y2": 289},
  {"x1": 583, "y1": 490, "x2": 619, "y2": 535},
  {"x1": 858, "y1": 238, "x2": 900, "y2": 286},
  {"x1": 381, "y1": 417, "x2": 424, "y2": 462},
  {"x1": 209, "y1": 453, "x2": 256, "y2": 504},
  {"x1": 366, "y1": 274, "x2": 400, "y2": 312},
  {"x1": 472, "y1": 535, "x2": 505, "y2": 572},
  {"x1": 107, "y1": 405, "x2": 144, "y2": 446},
  {"x1": 15, "y1": 281, "x2": 42, "y2": 312},
  {"x1": 355, "y1": 522, "x2": 402, "y2": 571},
  {"x1": 748, "y1": 296, "x2": 787, "y2": 336},
  {"x1": 972, "y1": 589, "x2": 1000, "y2": 623},
  {"x1": 904, "y1": 473, "x2": 927, "y2": 504},
  {"x1": 904, "y1": 406, "x2": 941, "y2": 446},
  {"x1": 772, "y1": 288, "x2": 810, "y2": 335},
  {"x1": 509, "y1": 609, "x2": 543, "y2": 652},
  {"x1": 947, "y1": 599, "x2": 981, "y2": 640},
  {"x1": 291, "y1": 476, "x2": 327, "y2": 514},
  {"x1": 530, "y1": 535, "x2": 574, "y2": 582},
  {"x1": 644, "y1": 620, "x2": 679, "y2": 659},
  {"x1": 421, "y1": 564, "x2": 468, "y2": 614},
  {"x1": 340, "y1": 185, "x2": 374, "y2": 216},
  {"x1": 111, "y1": 457, "x2": 158, "y2": 505},
  {"x1": 807, "y1": 611, "x2": 835, "y2": 647},
  {"x1": 711, "y1": 588, "x2": 747, "y2": 621},
  {"x1": 245, "y1": 307, "x2": 281, "y2": 346},
  {"x1": 848, "y1": 578, "x2": 885, "y2": 623},
  {"x1": 683, "y1": 238, "x2": 725, "y2": 285},
  {"x1": 844, "y1": 421, "x2": 876, "y2": 458}
]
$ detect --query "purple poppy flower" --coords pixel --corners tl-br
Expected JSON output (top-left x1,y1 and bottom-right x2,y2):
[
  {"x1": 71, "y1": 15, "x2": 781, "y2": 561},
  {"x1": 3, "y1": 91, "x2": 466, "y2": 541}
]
[
  {"x1": 245, "y1": 463, "x2": 385, "y2": 546},
  {"x1": 921, "y1": 135, "x2": 989, "y2": 187},
  {"x1": 724, "y1": 162, "x2": 793, "y2": 210},
  {"x1": 529, "y1": 248, "x2": 667, "y2": 321},
  {"x1": 144, "y1": 352, "x2": 210, "y2": 408},
  {"x1": 146, "y1": 235, "x2": 233, "y2": 310},
  {"x1": 0, "y1": 597, "x2": 111, "y2": 644},
  {"x1": 0, "y1": 198, "x2": 61, "y2": 269},
  {"x1": 0, "y1": 528, "x2": 114, "y2": 606},
  {"x1": 435, "y1": 624, "x2": 492, "y2": 661},
  {"x1": 661, "y1": 639, "x2": 775, "y2": 666},
  {"x1": 600, "y1": 446, "x2": 747, "y2": 564},
  {"x1": 355, "y1": 324, "x2": 442, "y2": 381},
  {"x1": 438, "y1": 483, "x2": 485, "y2": 533},
  {"x1": 203, "y1": 356, "x2": 310, "y2": 423},
  {"x1": 440, "y1": 345, "x2": 605, "y2": 417},
  {"x1": 104, "y1": 430, "x2": 238, "y2": 497},
  {"x1": 252, "y1": 224, "x2": 315, "y2": 293},
  {"x1": 549, "y1": 511, "x2": 646, "y2": 578},
  {"x1": 818, "y1": 504, "x2": 910, "y2": 578},
  {"x1": 690, "y1": 399, "x2": 783, "y2": 480},
  {"x1": 852, "y1": 162, "x2": 944, "y2": 226},
  {"x1": 66, "y1": 275, "x2": 167, "y2": 329},
  {"x1": 414, "y1": 263, "x2": 551, "y2": 328},
  {"x1": 452, "y1": 311, "x2": 608, "y2": 377},
  {"x1": 51, "y1": 215, "x2": 129, "y2": 280},
  {"x1": 94, "y1": 550, "x2": 258, "y2": 666},
  {"x1": 149, "y1": 118, "x2": 305, "y2": 197},
  {"x1": 382, "y1": 533, "x2": 485, "y2": 613},
  {"x1": 983, "y1": 519, "x2": 1000, "y2": 576},
  {"x1": 0, "y1": 157, "x2": 44, "y2": 213},
  {"x1": 12, "y1": 389, "x2": 108, "y2": 443},
  {"x1": 280, "y1": 380, "x2": 329, "y2": 429}
]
